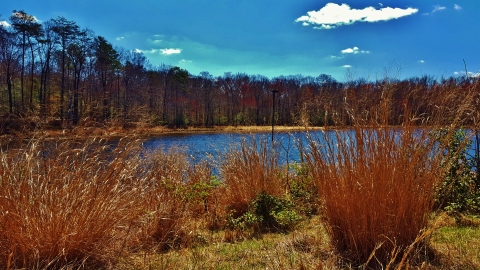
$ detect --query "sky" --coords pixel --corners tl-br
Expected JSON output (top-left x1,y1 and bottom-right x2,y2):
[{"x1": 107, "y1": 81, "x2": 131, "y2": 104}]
[{"x1": 1, "y1": 0, "x2": 479, "y2": 81}]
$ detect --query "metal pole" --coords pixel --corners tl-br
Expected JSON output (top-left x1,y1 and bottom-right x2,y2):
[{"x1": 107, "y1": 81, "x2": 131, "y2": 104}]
[{"x1": 271, "y1": 89, "x2": 278, "y2": 142}]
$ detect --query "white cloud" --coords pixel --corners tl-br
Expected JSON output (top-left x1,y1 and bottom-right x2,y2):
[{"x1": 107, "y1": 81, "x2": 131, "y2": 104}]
[
  {"x1": 422, "y1": 5, "x2": 447, "y2": 16},
  {"x1": 0, "y1": 21, "x2": 10, "y2": 27},
  {"x1": 295, "y1": 3, "x2": 418, "y2": 29},
  {"x1": 343, "y1": 65, "x2": 352, "y2": 68},
  {"x1": 136, "y1": 48, "x2": 182, "y2": 55},
  {"x1": 468, "y1": 72, "x2": 480, "y2": 78},
  {"x1": 116, "y1": 33, "x2": 133, "y2": 41},
  {"x1": 418, "y1": 60, "x2": 425, "y2": 63},
  {"x1": 454, "y1": 71, "x2": 480, "y2": 77},
  {"x1": 454, "y1": 4, "x2": 462, "y2": 10},
  {"x1": 432, "y1": 5, "x2": 446, "y2": 13},
  {"x1": 341, "y1": 46, "x2": 370, "y2": 54},
  {"x1": 148, "y1": 35, "x2": 163, "y2": 44},
  {"x1": 179, "y1": 59, "x2": 192, "y2": 64},
  {"x1": 342, "y1": 47, "x2": 358, "y2": 54},
  {"x1": 161, "y1": 48, "x2": 182, "y2": 55}
]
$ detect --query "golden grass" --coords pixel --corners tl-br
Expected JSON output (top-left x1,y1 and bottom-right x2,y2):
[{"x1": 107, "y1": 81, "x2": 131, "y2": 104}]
[
  {"x1": 0, "y1": 127, "x2": 478, "y2": 269},
  {"x1": 218, "y1": 137, "x2": 285, "y2": 220},
  {"x1": 0, "y1": 138, "x2": 145, "y2": 268},
  {"x1": 0, "y1": 137, "x2": 213, "y2": 269},
  {"x1": 138, "y1": 147, "x2": 214, "y2": 251},
  {"x1": 32, "y1": 125, "x2": 321, "y2": 142},
  {"x1": 303, "y1": 126, "x2": 446, "y2": 267}
]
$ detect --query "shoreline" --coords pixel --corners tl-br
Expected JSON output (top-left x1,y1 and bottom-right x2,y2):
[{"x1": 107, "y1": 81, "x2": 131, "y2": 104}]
[
  {"x1": 0, "y1": 125, "x2": 326, "y2": 144},
  {"x1": 2, "y1": 124, "x2": 439, "y2": 144},
  {"x1": 2, "y1": 124, "x2": 429, "y2": 144}
]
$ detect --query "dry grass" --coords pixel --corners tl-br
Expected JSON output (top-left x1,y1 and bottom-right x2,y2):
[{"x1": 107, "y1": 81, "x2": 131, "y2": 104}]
[
  {"x1": 303, "y1": 125, "x2": 446, "y2": 268},
  {"x1": 136, "y1": 147, "x2": 214, "y2": 251},
  {"x1": 218, "y1": 137, "x2": 285, "y2": 220},
  {"x1": 430, "y1": 214, "x2": 480, "y2": 269},
  {"x1": 0, "y1": 136, "x2": 214, "y2": 269},
  {"x1": 120, "y1": 216, "x2": 334, "y2": 270},
  {"x1": 0, "y1": 125, "x2": 478, "y2": 269},
  {"x1": 1, "y1": 67, "x2": 479, "y2": 269},
  {"x1": 0, "y1": 137, "x2": 145, "y2": 268}
]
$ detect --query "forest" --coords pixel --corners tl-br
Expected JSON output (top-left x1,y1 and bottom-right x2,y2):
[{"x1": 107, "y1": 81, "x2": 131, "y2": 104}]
[{"x1": 1, "y1": 10, "x2": 480, "y2": 134}]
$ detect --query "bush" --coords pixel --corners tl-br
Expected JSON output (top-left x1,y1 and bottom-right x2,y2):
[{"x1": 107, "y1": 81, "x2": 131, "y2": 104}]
[
  {"x1": 227, "y1": 191, "x2": 302, "y2": 234},
  {"x1": 434, "y1": 129, "x2": 480, "y2": 214},
  {"x1": 287, "y1": 162, "x2": 319, "y2": 217}
]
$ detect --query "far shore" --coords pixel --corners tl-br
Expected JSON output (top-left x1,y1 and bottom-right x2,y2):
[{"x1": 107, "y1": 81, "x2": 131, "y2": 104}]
[{"x1": 1, "y1": 125, "x2": 327, "y2": 143}]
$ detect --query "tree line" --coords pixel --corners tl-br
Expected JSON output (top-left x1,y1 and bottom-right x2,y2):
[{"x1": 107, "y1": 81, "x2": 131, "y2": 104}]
[{"x1": 1, "y1": 10, "x2": 479, "y2": 133}]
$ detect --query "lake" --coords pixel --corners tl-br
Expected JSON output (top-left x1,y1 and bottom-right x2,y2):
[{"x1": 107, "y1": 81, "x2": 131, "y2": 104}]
[
  {"x1": 142, "y1": 131, "x2": 309, "y2": 166},
  {"x1": 142, "y1": 129, "x2": 480, "y2": 169}
]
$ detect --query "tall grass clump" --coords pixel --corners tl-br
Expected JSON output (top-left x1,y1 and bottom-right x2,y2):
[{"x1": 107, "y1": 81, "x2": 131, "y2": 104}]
[
  {"x1": 0, "y1": 137, "x2": 216, "y2": 269},
  {"x1": 137, "y1": 147, "x2": 216, "y2": 250},
  {"x1": 304, "y1": 126, "x2": 445, "y2": 267},
  {"x1": 216, "y1": 136, "x2": 305, "y2": 237},
  {"x1": 219, "y1": 137, "x2": 283, "y2": 215},
  {"x1": 0, "y1": 138, "x2": 146, "y2": 269}
]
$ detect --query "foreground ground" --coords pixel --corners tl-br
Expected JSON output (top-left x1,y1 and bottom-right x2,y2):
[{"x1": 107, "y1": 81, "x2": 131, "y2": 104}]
[
  {"x1": 1, "y1": 126, "x2": 478, "y2": 269},
  {"x1": 117, "y1": 214, "x2": 480, "y2": 270}
]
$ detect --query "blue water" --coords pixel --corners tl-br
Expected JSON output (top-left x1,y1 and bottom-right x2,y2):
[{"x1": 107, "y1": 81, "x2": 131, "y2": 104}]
[
  {"x1": 142, "y1": 131, "x2": 305, "y2": 165},
  {"x1": 141, "y1": 129, "x2": 480, "y2": 169}
]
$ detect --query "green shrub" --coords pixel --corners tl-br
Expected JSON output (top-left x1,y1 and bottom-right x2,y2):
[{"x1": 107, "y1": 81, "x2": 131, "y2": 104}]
[
  {"x1": 288, "y1": 162, "x2": 319, "y2": 217},
  {"x1": 174, "y1": 113, "x2": 188, "y2": 127},
  {"x1": 151, "y1": 116, "x2": 164, "y2": 126},
  {"x1": 434, "y1": 129, "x2": 480, "y2": 214},
  {"x1": 227, "y1": 191, "x2": 302, "y2": 234}
]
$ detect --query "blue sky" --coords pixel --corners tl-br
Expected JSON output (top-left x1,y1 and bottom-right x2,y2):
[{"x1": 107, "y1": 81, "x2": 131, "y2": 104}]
[{"x1": 1, "y1": 0, "x2": 479, "y2": 81}]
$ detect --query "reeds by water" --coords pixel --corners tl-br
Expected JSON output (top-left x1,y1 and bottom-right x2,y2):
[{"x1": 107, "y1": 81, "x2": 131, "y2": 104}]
[
  {"x1": 0, "y1": 138, "x2": 146, "y2": 268},
  {"x1": 0, "y1": 124, "x2": 474, "y2": 268},
  {"x1": 304, "y1": 126, "x2": 444, "y2": 267},
  {"x1": 218, "y1": 137, "x2": 284, "y2": 217},
  {"x1": 0, "y1": 138, "x2": 213, "y2": 269}
]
